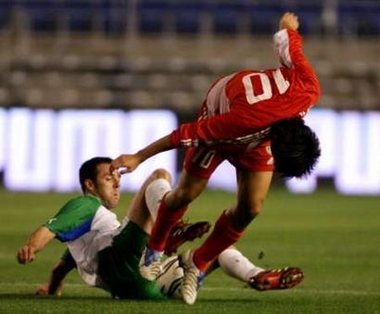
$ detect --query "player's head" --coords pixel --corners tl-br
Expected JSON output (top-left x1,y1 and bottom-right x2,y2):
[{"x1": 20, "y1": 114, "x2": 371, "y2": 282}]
[
  {"x1": 79, "y1": 157, "x2": 113, "y2": 192},
  {"x1": 269, "y1": 118, "x2": 321, "y2": 178},
  {"x1": 79, "y1": 157, "x2": 120, "y2": 209}
]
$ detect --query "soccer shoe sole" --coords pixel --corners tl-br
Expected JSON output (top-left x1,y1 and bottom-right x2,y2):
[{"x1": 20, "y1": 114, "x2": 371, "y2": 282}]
[{"x1": 164, "y1": 221, "x2": 211, "y2": 256}]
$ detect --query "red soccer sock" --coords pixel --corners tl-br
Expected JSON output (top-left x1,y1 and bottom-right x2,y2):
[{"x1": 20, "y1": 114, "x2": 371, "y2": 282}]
[
  {"x1": 147, "y1": 198, "x2": 187, "y2": 252},
  {"x1": 192, "y1": 211, "x2": 244, "y2": 272}
]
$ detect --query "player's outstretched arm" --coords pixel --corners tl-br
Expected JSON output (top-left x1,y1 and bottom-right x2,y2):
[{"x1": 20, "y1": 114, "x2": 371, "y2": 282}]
[
  {"x1": 17, "y1": 226, "x2": 56, "y2": 264},
  {"x1": 279, "y1": 12, "x2": 299, "y2": 31},
  {"x1": 110, "y1": 134, "x2": 173, "y2": 174}
]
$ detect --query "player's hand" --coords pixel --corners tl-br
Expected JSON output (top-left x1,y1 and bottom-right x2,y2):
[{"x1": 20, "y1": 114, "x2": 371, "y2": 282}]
[
  {"x1": 110, "y1": 154, "x2": 141, "y2": 175},
  {"x1": 35, "y1": 284, "x2": 62, "y2": 296},
  {"x1": 17, "y1": 245, "x2": 35, "y2": 264},
  {"x1": 279, "y1": 12, "x2": 299, "y2": 31}
]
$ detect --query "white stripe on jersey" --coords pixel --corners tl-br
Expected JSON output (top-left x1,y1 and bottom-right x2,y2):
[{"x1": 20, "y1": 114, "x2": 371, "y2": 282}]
[
  {"x1": 206, "y1": 74, "x2": 234, "y2": 116},
  {"x1": 273, "y1": 29, "x2": 292, "y2": 68}
]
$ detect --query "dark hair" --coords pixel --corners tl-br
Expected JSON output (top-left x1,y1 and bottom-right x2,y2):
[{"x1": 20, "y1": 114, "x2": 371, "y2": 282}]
[
  {"x1": 79, "y1": 157, "x2": 112, "y2": 193},
  {"x1": 270, "y1": 118, "x2": 321, "y2": 178}
]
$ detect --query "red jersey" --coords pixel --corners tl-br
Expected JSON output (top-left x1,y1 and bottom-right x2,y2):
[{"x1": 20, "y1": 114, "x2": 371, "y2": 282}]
[{"x1": 170, "y1": 29, "x2": 321, "y2": 149}]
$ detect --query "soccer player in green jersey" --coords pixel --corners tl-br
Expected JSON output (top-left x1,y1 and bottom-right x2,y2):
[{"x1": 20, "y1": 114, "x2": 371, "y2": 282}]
[
  {"x1": 17, "y1": 157, "x2": 303, "y2": 299},
  {"x1": 17, "y1": 157, "x2": 207, "y2": 299}
]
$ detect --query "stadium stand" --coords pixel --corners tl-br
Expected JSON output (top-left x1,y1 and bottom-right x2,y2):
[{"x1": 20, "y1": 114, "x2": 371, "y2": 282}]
[{"x1": 0, "y1": 0, "x2": 378, "y2": 111}]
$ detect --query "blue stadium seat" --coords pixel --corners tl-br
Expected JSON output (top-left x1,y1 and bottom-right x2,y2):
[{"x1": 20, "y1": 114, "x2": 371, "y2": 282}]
[
  {"x1": 339, "y1": 2, "x2": 380, "y2": 35},
  {"x1": 212, "y1": 2, "x2": 247, "y2": 34},
  {"x1": 3, "y1": 0, "x2": 380, "y2": 37},
  {"x1": 21, "y1": 1, "x2": 59, "y2": 32},
  {"x1": 137, "y1": 0, "x2": 168, "y2": 33},
  {"x1": 0, "y1": 2, "x2": 11, "y2": 30},
  {"x1": 247, "y1": 4, "x2": 283, "y2": 34},
  {"x1": 289, "y1": 4, "x2": 323, "y2": 34},
  {"x1": 170, "y1": 2, "x2": 208, "y2": 34}
]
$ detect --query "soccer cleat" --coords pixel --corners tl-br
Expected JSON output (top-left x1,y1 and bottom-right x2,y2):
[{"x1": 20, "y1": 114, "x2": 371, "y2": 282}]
[
  {"x1": 164, "y1": 220, "x2": 211, "y2": 256},
  {"x1": 139, "y1": 247, "x2": 164, "y2": 281},
  {"x1": 249, "y1": 267, "x2": 304, "y2": 291},
  {"x1": 179, "y1": 250, "x2": 205, "y2": 305},
  {"x1": 156, "y1": 256, "x2": 184, "y2": 299}
]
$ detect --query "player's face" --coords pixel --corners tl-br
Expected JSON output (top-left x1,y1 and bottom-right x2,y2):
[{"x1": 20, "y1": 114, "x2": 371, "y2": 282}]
[{"x1": 93, "y1": 163, "x2": 121, "y2": 209}]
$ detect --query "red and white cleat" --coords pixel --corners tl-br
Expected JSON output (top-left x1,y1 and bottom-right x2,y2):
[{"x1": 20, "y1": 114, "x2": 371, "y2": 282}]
[
  {"x1": 249, "y1": 267, "x2": 304, "y2": 291},
  {"x1": 164, "y1": 220, "x2": 211, "y2": 256}
]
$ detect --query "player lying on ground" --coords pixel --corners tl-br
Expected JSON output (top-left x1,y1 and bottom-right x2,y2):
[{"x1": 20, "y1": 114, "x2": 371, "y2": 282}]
[
  {"x1": 17, "y1": 157, "x2": 303, "y2": 299},
  {"x1": 110, "y1": 12, "x2": 321, "y2": 305},
  {"x1": 36, "y1": 248, "x2": 303, "y2": 298}
]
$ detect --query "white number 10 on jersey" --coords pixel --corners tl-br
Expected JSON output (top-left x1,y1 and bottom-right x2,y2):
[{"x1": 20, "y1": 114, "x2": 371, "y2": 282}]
[{"x1": 242, "y1": 69, "x2": 290, "y2": 104}]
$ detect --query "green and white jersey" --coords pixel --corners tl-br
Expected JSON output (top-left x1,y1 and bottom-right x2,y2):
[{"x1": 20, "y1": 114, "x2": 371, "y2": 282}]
[{"x1": 44, "y1": 195, "x2": 121, "y2": 288}]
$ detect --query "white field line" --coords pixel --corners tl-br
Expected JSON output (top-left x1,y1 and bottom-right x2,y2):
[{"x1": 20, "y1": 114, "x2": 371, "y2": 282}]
[{"x1": 2, "y1": 283, "x2": 380, "y2": 296}]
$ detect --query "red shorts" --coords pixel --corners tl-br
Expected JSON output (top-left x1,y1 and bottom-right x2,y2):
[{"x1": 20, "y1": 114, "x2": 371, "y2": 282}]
[{"x1": 183, "y1": 139, "x2": 274, "y2": 179}]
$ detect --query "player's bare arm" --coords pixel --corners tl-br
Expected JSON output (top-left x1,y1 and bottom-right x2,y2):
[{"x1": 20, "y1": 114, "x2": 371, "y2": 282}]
[
  {"x1": 17, "y1": 226, "x2": 56, "y2": 264},
  {"x1": 110, "y1": 134, "x2": 173, "y2": 174},
  {"x1": 279, "y1": 12, "x2": 299, "y2": 31},
  {"x1": 36, "y1": 258, "x2": 75, "y2": 296}
]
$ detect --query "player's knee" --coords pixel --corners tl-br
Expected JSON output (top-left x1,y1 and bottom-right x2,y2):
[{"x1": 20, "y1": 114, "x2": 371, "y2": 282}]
[
  {"x1": 150, "y1": 168, "x2": 172, "y2": 183},
  {"x1": 227, "y1": 205, "x2": 261, "y2": 230},
  {"x1": 236, "y1": 200, "x2": 263, "y2": 222},
  {"x1": 171, "y1": 186, "x2": 199, "y2": 205},
  {"x1": 249, "y1": 198, "x2": 265, "y2": 217},
  {"x1": 248, "y1": 205, "x2": 262, "y2": 219}
]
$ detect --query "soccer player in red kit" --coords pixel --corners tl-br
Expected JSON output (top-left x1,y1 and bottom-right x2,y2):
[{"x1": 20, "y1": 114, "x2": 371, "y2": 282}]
[{"x1": 111, "y1": 12, "x2": 321, "y2": 305}]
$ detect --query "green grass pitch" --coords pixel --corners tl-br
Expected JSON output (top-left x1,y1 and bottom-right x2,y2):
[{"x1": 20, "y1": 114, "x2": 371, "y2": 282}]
[{"x1": 1, "y1": 186, "x2": 379, "y2": 314}]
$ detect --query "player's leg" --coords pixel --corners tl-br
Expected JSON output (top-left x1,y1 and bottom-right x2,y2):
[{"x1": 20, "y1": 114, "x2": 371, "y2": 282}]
[
  {"x1": 218, "y1": 248, "x2": 304, "y2": 291},
  {"x1": 149, "y1": 167, "x2": 209, "y2": 249},
  {"x1": 210, "y1": 247, "x2": 265, "y2": 280},
  {"x1": 98, "y1": 221, "x2": 166, "y2": 300},
  {"x1": 144, "y1": 173, "x2": 210, "y2": 256},
  {"x1": 181, "y1": 170, "x2": 273, "y2": 305},
  {"x1": 227, "y1": 169, "x2": 273, "y2": 230},
  {"x1": 218, "y1": 174, "x2": 303, "y2": 291},
  {"x1": 97, "y1": 169, "x2": 173, "y2": 299},
  {"x1": 125, "y1": 168, "x2": 172, "y2": 234},
  {"x1": 206, "y1": 247, "x2": 304, "y2": 291},
  {"x1": 140, "y1": 169, "x2": 208, "y2": 280},
  {"x1": 142, "y1": 169, "x2": 211, "y2": 256},
  {"x1": 140, "y1": 147, "x2": 220, "y2": 281},
  {"x1": 194, "y1": 170, "x2": 272, "y2": 267},
  {"x1": 121, "y1": 168, "x2": 171, "y2": 282}
]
